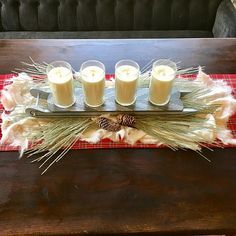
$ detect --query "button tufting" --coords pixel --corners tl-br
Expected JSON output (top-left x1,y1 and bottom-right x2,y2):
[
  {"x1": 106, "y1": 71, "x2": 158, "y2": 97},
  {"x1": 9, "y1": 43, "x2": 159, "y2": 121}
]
[{"x1": 0, "y1": 0, "x2": 225, "y2": 32}]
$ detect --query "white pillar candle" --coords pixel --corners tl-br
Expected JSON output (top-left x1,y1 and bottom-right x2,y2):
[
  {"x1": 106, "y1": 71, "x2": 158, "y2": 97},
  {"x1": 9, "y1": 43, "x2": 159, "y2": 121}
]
[
  {"x1": 149, "y1": 60, "x2": 177, "y2": 106},
  {"x1": 47, "y1": 62, "x2": 75, "y2": 108},
  {"x1": 115, "y1": 60, "x2": 140, "y2": 106},
  {"x1": 81, "y1": 61, "x2": 105, "y2": 107}
]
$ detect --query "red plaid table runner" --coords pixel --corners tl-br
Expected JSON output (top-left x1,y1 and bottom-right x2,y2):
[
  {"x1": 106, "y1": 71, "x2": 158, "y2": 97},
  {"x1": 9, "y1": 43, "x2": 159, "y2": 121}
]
[{"x1": 0, "y1": 74, "x2": 236, "y2": 151}]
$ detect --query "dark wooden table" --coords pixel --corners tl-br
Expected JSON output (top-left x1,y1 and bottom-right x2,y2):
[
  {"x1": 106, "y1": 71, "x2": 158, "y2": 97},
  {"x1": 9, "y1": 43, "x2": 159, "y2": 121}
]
[{"x1": 0, "y1": 39, "x2": 236, "y2": 236}]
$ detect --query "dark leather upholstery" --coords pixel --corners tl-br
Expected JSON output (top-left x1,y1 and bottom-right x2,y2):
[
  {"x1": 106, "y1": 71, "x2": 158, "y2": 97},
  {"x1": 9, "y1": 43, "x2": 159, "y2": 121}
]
[
  {"x1": 213, "y1": 0, "x2": 236, "y2": 36},
  {"x1": 0, "y1": 0, "x2": 235, "y2": 38},
  {"x1": 0, "y1": 30, "x2": 213, "y2": 38}
]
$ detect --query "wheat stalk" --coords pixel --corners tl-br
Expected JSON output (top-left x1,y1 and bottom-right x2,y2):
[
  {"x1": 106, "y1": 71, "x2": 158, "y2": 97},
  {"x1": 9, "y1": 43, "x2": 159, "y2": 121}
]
[
  {"x1": 25, "y1": 117, "x2": 96, "y2": 174},
  {"x1": 13, "y1": 57, "x2": 79, "y2": 76},
  {"x1": 10, "y1": 59, "x2": 224, "y2": 173}
]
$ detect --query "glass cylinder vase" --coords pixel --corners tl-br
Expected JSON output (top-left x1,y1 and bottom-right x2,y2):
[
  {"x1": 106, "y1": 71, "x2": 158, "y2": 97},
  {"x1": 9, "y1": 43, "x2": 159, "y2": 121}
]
[
  {"x1": 115, "y1": 59, "x2": 140, "y2": 106},
  {"x1": 149, "y1": 59, "x2": 177, "y2": 106},
  {"x1": 46, "y1": 61, "x2": 75, "y2": 108},
  {"x1": 80, "y1": 60, "x2": 105, "y2": 107}
]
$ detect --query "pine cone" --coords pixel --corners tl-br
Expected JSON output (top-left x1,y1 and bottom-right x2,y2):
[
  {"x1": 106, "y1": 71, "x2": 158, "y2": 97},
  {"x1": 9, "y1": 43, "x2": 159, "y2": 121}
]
[
  {"x1": 96, "y1": 117, "x2": 121, "y2": 132},
  {"x1": 117, "y1": 114, "x2": 135, "y2": 127}
]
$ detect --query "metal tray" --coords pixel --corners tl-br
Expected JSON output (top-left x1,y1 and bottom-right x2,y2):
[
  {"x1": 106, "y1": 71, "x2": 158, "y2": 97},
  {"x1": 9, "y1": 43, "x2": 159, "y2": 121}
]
[{"x1": 26, "y1": 88, "x2": 196, "y2": 117}]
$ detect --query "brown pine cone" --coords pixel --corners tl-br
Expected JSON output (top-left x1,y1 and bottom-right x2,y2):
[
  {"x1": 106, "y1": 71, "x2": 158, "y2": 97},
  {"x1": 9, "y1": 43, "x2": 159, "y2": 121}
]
[
  {"x1": 117, "y1": 114, "x2": 135, "y2": 127},
  {"x1": 96, "y1": 117, "x2": 121, "y2": 132}
]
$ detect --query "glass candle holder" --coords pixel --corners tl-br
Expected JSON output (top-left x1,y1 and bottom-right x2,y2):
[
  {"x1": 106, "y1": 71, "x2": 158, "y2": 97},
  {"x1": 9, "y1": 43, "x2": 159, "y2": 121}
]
[
  {"x1": 149, "y1": 59, "x2": 177, "y2": 106},
  {"x1": 46, "y1": 61, "x2": 75, "y2": 108},
  {"x1": 80, "y1": 60, "x2": 105, "y2": 107},
  {"x1": 115, "y1": 60, "x2": 140, "y2": 106}
]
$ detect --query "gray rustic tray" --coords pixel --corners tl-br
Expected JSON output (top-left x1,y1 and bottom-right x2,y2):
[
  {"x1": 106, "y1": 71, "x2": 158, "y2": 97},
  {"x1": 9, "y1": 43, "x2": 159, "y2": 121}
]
[{"x1": 26, "y1": 88, "x2": 196, "y2": 117}]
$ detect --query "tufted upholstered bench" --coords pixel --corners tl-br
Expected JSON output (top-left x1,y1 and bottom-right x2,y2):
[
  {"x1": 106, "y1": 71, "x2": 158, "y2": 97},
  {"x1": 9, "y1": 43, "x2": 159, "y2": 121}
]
[{"x1": 0, "y1": 0, "x2": 235, "y2": 39}]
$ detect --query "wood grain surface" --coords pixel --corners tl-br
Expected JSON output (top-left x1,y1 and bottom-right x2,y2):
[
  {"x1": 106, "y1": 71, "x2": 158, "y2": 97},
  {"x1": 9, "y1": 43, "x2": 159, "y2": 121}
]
[
  {"x1": 0, "y1": 38, "x2": 235, "y2": 74},
  {"x1": 0, "y1": 39, "x2": 236, "y2": 235}
]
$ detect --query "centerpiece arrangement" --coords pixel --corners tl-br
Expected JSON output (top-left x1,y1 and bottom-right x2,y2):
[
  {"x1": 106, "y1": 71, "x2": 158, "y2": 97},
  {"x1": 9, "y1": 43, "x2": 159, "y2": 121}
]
[{"x1": 1, "y1": 58, "x2": 236, "y2": 174}]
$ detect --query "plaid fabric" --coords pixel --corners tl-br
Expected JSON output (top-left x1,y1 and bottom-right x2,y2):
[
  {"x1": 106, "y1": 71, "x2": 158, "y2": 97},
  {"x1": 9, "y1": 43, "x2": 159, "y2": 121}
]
[{"x1": 0, "y1": 74, "x2": 236, "y2": 151}]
